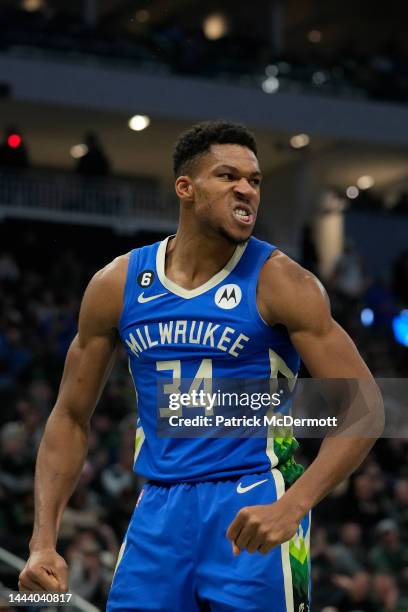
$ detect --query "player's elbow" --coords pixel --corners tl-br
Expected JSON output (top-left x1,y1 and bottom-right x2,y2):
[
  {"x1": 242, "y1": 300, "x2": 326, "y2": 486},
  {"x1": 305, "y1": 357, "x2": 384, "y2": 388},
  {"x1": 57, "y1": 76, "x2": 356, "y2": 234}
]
[
  {"x1": 47, "y1": 399, "x2": 92, "y2": 438},
  {"x1": 360, "y1": 378, "x2": 384, "y2": 440}
]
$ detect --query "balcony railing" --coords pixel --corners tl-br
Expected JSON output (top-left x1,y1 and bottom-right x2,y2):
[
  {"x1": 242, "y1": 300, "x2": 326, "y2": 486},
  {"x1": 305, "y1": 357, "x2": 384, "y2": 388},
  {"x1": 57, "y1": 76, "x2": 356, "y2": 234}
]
[{"x1": 0, "y1": 169, "x2": 178, "y2": 233}]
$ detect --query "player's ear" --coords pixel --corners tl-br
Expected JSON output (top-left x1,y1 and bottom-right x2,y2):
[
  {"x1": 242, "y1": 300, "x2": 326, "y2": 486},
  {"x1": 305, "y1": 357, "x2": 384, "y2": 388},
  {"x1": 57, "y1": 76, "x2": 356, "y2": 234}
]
[{"x1": 175, "y1": 176, "x2": 194, "y2": 202}]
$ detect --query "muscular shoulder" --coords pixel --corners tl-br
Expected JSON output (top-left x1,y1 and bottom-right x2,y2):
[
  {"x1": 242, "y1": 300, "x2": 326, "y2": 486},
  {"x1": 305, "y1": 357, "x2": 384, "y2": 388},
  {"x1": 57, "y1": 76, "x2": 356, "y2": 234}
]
[
  {"x1": 79, "y1": 253, "x2": 130, "y2": 338},
  {"x1": 91, "y1": 253, "x2": 129, "y2": 297},
  {"x1": 257, "y1": 250, "x2": 331, "y2": 334}
]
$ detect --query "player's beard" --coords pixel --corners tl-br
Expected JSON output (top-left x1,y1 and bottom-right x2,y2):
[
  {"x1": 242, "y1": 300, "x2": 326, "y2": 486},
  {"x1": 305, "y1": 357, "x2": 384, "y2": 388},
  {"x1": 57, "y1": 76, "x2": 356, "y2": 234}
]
[
  {"x1": 195, "y1": 192, "x2": 253, "y2": 245},
  {"x1": 216, "y1": 223, "x2": 253, "y2": 245}
]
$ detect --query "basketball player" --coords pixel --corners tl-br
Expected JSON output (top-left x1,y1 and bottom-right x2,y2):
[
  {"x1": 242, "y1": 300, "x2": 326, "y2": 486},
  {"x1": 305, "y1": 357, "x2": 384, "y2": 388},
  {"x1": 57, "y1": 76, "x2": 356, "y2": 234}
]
[{"x1": 19, "y1": 122, "x2": 380, "y2": 611}]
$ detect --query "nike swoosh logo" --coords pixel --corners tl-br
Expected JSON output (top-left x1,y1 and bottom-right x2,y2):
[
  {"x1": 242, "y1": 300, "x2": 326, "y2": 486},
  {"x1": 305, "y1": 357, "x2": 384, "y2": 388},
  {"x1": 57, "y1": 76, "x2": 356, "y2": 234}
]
[
  {"x1": 138, "y1": 292, "x2": 168, "y2": 303},
  {"x1": 237, "y1": 479, "x2": 268, "y2": 494}
]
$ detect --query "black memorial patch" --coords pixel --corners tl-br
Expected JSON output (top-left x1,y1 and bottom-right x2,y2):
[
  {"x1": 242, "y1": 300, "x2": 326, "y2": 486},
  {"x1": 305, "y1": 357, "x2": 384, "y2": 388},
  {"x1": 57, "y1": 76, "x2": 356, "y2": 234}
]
[{"x1": 137, "y1": 270, "x2": 155, "y2": 288}]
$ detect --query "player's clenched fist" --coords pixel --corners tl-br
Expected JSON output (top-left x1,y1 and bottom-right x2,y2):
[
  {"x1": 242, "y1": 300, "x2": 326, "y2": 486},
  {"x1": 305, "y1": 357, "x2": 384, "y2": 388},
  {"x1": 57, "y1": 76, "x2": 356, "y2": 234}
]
[
  {"x1": 227, "y1": 501, "x2": 300, "y2": 555},
  {"x1": 18, "y1": 549, "x2": 68, "y2": 592}
]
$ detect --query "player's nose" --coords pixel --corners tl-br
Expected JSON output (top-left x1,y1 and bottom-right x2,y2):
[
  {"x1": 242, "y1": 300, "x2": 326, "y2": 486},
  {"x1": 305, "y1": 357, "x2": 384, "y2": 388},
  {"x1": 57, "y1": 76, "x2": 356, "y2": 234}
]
[{"x1": 233, "y1": 177, "x2": 256, "y2": 197}]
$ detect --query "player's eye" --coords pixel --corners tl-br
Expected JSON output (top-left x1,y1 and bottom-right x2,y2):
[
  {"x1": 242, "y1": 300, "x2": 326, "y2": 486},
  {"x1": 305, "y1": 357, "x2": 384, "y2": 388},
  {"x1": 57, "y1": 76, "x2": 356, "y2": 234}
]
[
  {"x1": 251, "y1": 178, "x2": 261, "y2": 186},
  {"x1": 219, "y1": 173, "x2": 235, "y2": 180}
]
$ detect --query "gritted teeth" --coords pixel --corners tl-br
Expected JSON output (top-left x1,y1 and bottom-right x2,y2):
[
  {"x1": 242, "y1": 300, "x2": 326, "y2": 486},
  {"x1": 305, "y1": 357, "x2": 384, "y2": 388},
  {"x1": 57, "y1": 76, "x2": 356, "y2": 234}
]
[{"x1": 234, "y1": 208, "x2": 250, "y2": 217}]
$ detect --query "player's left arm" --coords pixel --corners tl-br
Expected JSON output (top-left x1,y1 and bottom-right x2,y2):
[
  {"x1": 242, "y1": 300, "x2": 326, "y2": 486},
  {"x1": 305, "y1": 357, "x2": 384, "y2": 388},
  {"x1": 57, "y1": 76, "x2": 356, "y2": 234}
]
[{"x1": 227, "y1": 253, "x2": 383, "y2": 555}]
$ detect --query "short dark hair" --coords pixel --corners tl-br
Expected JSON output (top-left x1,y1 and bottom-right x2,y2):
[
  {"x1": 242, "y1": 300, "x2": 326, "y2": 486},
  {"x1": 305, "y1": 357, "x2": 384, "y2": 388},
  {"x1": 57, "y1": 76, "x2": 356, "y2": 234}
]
[{"x1": 173, "y1": 120, "x2": 257, "y2": 177}]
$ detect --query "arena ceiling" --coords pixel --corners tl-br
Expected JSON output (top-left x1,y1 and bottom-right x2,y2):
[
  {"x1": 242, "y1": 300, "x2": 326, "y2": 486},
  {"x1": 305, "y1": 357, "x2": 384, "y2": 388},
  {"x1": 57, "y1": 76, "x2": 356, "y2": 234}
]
[
  {"x1": 3, "y1": 1, "x2": 408, "y2": 194},
  {"x1": 11, "y1": 0, "x2": 408, "y2": 57}
]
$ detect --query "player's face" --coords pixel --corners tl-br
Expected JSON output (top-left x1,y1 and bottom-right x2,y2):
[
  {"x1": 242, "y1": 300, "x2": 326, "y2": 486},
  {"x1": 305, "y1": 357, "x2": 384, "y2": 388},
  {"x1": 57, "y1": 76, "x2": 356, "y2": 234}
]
[{"x1": 191, "y1": 144, "x2": 262, "y2": 244}]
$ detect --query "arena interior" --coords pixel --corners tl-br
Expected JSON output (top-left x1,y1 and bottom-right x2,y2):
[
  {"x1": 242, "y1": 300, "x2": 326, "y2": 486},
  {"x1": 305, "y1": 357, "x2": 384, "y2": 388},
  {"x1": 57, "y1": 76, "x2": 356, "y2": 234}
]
[{"x1": 0, "y1": 1, "x2": 408, "y2": 610}]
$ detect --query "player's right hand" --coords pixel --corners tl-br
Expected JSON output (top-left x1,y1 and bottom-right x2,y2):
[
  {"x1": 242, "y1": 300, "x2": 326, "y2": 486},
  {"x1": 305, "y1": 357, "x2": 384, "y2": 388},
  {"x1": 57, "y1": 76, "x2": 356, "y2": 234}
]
[{"x1": 18, "y1": 549, "x2": 68, "y2": 592}]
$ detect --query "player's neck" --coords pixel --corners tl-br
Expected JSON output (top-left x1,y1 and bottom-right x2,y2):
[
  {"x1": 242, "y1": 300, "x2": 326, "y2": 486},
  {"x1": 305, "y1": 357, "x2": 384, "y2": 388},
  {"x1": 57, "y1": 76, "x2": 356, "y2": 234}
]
[{"x1": 165, "y1": 228, "x2": 237, "y2": 289}]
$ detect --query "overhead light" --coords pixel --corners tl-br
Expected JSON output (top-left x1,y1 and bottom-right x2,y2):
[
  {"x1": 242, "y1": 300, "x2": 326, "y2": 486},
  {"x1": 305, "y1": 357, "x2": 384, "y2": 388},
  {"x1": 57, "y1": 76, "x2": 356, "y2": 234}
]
[
  {"x1": 22, "y1": 0, "x2": 44, "y2": 11},
  {"x1": 312, "y1": 71, "x2": 327, "y2": 85},
  {"x1": 357, "y1": 175, "x2": 375, "y2": 190},
  {"x1": 361, "y1": 308, "x2": 374, "y2": 327},
  {"x1": 134, "y1": 9, "x2": 150, "y2": 24},
  {"x1": 346, "y1": 186, "x2": 359, "y2": 199},
  {"x1": 308, "y1": 30, "x2": 322, "y2": 43},
  {"x1": 70, "y1": 144, "x2": 88, "y2": 159},
  {"x1": 265, "y1": 64, "x2": 279, "y2": 77},
  {"x1": 290, "y1": 134, "x2": 310, "y2": 149},
  {"x1": 321, "y1": 190, "x2": 347, "y2": 213},
  {"x1": 393, "y1": 310, "x2": 408, "y2": 347},
  {"x1": 128, "y1": 115, "x2": 150, "y2": 131},
  {"x1": 262, "y1": 76, "x2": 279, "y2": 94},
  {"x1": 203, "y1": 13, "x2": 229, "y2": 40}
]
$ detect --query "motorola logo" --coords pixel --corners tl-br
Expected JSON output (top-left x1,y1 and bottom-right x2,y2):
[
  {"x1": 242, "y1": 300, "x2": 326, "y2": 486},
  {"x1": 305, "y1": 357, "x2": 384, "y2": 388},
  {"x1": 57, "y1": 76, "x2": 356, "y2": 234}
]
[{"x1": 214, "y1": 284, "x2": 242, "y2": 310}]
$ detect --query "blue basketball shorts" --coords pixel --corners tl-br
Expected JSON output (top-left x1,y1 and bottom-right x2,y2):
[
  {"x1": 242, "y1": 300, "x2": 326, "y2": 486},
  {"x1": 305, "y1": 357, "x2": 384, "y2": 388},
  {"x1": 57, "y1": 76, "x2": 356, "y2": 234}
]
[{"x1": 107, "y1": 469, "x2": 311, "y2": 611}]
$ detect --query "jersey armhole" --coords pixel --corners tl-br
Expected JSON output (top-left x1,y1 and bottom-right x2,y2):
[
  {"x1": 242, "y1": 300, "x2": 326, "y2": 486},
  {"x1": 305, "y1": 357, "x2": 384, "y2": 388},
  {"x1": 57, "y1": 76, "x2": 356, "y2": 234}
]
[
  {"x1": 118, "y1": 248, "x2": 140, "y2": 334},
  {"x1": 248, "y1": 246, "x2": 277, "y2": 330}
]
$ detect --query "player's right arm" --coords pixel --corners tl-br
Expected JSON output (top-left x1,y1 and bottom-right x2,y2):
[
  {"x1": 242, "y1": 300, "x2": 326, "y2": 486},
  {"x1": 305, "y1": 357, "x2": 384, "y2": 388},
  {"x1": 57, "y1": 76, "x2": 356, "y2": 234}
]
[{"x1": 18, "y1": 255, "x2": 128, "y2": 592}]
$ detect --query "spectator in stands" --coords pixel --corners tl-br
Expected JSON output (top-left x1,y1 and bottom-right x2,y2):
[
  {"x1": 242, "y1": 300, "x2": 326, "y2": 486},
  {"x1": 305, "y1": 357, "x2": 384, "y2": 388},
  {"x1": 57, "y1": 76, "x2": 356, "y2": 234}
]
[
  {"x1": 330, "y1": 242, "x2": 370, "y2": 329},
  {"x1": 330, "y1": 522, "x2": 366, "y2": 575},
  {"x1": 331, "y1": 243, "x2": 368, "y2": 301},
  {"x1": 0, "y1": 422, "x2": 33, "y2": 495},
  {"x1": 374, "y1": 440, "x2": 408, "y2": 475},
  {"x1": 66, "y1": 525, "x2": 119, "y2": 602},
  {"x1": 330, "y1": 570, "x2": 375, "y2": 611},
  {"x1": 59, "y1": 480, "x2": 103, "y2": 544},
  {"x1": 100, "y1": 433, "x2": 137, "y2": 499},
  {"x1": 364, "y1": 458, "x2": 387, "y2": 497},
  {"x1": 27, "y1": 379, "x2": 53, "y2": 419},
  {"x1": 15, "y1": 398, "x2": 45, "y2": 455},
  {"x1": 311, "y1": 526, "x2": 339, "y2": 610},
  {"x1": 67, "y1": 530, "x2": 108, "y2": 608},
  {"x1": 0, "y1": 126, "x2": 30, "y2": 169},
  {"x1": 387, "y1": 479, "x2": 408, "y2": 541},
  {"x1": 0, "y1": 326, "x2": 33, "y2": 392},
  {"x1": 373, "y1": 572, "x2": 408, "y2": 611},
  {"x1": 0, "y1": 253, "x2": 19, "y2": 283},
  {"x1": 345, "y1": 473, "x2": 386, "y2": 542},
  {"x1": 369, "y1": 519, "x2": 408, "y2": 580},
  {"x1": 76, "y1": 131, "x2": 111, "y2": 177}
]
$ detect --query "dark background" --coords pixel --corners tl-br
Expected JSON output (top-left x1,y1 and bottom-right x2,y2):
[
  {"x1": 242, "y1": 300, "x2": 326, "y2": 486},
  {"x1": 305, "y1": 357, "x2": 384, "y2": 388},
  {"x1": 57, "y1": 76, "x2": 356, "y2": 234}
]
[{"x1": 0, "y1": 2, "x2": 407, "y2": 610}]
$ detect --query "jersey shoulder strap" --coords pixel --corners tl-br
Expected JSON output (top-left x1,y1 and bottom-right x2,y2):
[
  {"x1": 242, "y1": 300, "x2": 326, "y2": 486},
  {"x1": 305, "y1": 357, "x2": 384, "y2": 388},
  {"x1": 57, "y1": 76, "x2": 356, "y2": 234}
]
[
  {"x1": 119, "y1": 241, "x2": 160, "y2": 331},
  {"x1": 239, "y1": 236, "x2": 277, "y2": 277}
]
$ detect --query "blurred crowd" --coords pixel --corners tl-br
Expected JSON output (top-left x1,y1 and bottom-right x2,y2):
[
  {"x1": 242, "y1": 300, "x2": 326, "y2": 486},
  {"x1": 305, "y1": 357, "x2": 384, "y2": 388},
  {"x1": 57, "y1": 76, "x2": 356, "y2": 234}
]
[
  {"x1": 0, "y1": 221, "x2": 407, "y2": 611},
  {"x1": 0, "y1": 233, "x2": 139, "y2": 608},
  {"x1": 298, "y1": 439, "x2": 408, "y2": 612},
  {"x1": 1, "y1": 3, "x2": 408, "y2": 103}
]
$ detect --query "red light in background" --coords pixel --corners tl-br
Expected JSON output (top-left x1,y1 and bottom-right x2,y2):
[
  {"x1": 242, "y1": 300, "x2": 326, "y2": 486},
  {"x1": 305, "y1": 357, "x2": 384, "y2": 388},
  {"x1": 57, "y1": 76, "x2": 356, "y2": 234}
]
[{"x1": 7, "y1": 134, "x2": 22, "y2": 148}]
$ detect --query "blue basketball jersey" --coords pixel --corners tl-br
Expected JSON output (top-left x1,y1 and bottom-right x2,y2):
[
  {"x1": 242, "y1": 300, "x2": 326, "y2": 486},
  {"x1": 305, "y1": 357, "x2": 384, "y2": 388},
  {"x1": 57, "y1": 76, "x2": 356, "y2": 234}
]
[{"x1": 119, "y1": 236, "x2": 300, "y2": 482}]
